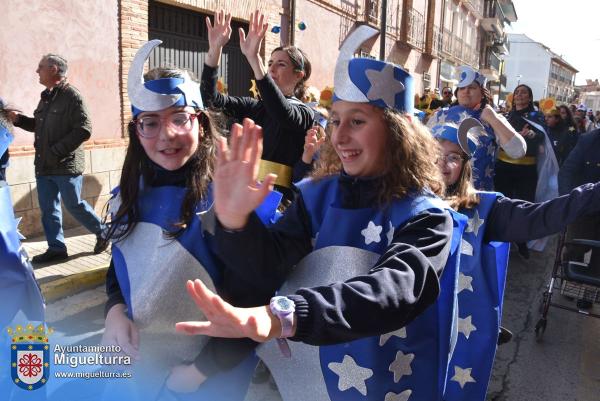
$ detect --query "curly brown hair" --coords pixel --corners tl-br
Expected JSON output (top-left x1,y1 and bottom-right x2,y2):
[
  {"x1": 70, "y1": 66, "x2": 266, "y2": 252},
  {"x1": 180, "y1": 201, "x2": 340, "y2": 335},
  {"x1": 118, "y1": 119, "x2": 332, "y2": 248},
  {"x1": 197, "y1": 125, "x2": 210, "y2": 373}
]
[
  {"x1": 104, "y1": 68, "x2": 220, "y2": 242},
  {"x1": 312, "y1": 107, "x2": 445, "y2": 205}
]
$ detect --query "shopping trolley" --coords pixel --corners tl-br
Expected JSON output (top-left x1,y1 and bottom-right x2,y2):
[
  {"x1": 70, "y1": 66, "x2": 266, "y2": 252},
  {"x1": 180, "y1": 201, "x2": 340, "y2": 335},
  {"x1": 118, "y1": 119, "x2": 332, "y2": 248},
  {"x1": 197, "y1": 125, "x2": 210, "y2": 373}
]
[{"x1": 534, "y1": 230, "x2": 600, "y2": 342}]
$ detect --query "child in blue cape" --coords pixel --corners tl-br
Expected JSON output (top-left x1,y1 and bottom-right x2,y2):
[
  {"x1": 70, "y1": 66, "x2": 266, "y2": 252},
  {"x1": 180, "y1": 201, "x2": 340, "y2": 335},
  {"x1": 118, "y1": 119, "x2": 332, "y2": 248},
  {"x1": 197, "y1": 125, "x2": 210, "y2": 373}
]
[
  {"x1": 176, "y1": 26, "x2": 466, "y2": 401},
  {"x1": 101, "y1": 40, "x2": 278, "y2": 401},
  {"x1": 432, "y1": 119, "x2": 600, "y2": 401}
]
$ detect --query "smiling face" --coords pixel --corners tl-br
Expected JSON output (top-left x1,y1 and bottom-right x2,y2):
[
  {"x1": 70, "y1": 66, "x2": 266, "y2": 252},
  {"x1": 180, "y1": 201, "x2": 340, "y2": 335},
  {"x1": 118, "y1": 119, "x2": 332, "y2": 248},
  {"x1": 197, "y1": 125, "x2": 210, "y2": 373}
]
[
  {"x1": 437, "y1": 140, "x2": 465, "y2": 187},
  {"x1": 457, "y1": 83, "x2": 484, "y2": 109},
  {"x1": 268, "y1": 50, "x2": 304, "y2": 96},
  {"x1": 329, "y1": 101, "x2": 388, "y2": 177},
  {"x1": 136, "y1": 106, "x2": 201, "y2": 171},
  {"x1": 513, "y1": 85, "x2": 531, "y2": 110}
]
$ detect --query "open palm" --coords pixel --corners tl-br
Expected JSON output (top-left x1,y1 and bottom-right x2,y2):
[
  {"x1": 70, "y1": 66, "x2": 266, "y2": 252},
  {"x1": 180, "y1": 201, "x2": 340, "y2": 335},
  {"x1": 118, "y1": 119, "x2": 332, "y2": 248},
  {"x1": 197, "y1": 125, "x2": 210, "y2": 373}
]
[
  {"x1": 206, "y1": 10, "x2": 232, "y2": 49},
  {"x1": 213, "y1": 118, "x2": 276, "y2": 230},
  {"x1": 239, "y1": 11, "x2": 268, "y2": 59},
  {"x1": 176, "y1": 280, "x2": 273, "y2": 342}
]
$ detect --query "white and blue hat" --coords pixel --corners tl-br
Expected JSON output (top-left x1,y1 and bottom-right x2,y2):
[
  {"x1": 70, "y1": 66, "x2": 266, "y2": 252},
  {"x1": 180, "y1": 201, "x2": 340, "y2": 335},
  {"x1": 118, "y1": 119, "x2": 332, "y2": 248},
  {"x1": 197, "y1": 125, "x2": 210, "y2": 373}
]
[
  {"x1": 457, "y1": 65, "x2": 487, "y2": 88},
  {"x1": 333, "y1": 25, "x2": 414, "y2": 113},
  {"x1": 128, "y1": 40, "x2": 203, "y2": 117},
  {"x1": 432, "y1": 117, "x2": 484, "y2": 158}
]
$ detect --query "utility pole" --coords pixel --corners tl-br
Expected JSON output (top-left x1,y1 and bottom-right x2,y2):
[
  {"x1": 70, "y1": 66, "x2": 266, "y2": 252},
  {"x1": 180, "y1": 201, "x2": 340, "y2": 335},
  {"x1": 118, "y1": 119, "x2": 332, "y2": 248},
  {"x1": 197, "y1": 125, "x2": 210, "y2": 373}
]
[
  {"x1": 290, "y1": 0, "x2": 296, "y2": 46},
  {"x1": 379, "y1": 0, "x2": 387, "y2": 60}
]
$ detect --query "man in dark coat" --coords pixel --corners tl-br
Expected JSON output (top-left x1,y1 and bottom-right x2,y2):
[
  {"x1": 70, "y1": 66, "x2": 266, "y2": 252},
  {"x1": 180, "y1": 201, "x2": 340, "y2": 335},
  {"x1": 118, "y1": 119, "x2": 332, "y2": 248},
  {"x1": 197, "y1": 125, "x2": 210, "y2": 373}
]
[{"x1": 8, "y1": 54, "x2": 107, "y2": 263}]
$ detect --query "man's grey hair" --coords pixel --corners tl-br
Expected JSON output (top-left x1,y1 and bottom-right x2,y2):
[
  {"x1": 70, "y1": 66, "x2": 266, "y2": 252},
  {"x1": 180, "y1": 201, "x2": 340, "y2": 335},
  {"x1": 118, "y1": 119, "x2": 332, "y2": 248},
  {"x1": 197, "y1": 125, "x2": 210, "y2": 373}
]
[{"x1": 43, "y1": 54, "x2": 68, "y2": 78}]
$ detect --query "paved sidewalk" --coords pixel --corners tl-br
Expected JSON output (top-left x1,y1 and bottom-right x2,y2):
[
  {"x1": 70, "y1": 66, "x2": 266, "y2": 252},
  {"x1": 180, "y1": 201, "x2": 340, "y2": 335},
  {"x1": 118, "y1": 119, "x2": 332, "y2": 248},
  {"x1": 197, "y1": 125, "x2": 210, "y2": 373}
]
[{"x1": 22, "y1": 226, "x2": 111, "y2": 302}]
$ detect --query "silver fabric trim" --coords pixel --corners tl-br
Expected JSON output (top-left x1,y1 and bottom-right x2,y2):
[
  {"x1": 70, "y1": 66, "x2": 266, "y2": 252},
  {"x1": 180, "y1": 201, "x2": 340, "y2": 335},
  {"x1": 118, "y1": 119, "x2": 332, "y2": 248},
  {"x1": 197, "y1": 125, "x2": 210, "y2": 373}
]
[{"x1": 257, "y1": 246, "x2": 379, "y2": 401}]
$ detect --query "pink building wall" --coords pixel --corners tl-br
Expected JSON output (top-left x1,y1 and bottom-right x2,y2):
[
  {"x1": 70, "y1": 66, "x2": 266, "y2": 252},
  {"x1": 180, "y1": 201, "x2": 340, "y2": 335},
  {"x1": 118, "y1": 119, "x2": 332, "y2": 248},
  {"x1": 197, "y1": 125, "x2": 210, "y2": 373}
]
[{"x1": 0, "y1": 0, "x2": 122, "y2": 147}]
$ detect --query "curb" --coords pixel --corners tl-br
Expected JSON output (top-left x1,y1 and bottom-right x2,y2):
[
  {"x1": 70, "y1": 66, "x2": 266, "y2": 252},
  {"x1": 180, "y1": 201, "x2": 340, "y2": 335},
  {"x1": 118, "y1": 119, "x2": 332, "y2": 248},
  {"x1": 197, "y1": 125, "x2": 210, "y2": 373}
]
[{"x1": 40, "y1": 264, "x2": 109, "y2": 303}]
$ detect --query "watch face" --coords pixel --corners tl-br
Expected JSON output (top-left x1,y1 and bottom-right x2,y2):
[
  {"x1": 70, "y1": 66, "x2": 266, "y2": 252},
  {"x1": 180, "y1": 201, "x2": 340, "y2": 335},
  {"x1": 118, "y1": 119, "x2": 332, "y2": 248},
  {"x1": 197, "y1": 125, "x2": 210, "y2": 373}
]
[{"x1": 276, "y1": 297, "x2": 293, "y2": 312}]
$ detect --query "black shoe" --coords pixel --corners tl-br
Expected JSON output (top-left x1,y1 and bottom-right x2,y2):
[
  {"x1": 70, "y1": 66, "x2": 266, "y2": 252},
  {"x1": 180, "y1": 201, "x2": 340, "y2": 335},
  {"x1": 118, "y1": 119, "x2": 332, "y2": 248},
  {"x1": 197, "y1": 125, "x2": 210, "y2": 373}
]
[
  {"x1": 517, "y1": 243, "x2": 530, "y2": 260},
  {"x1": 94, "y1": 234, "x2": 109, "y2": 254},
  {"x1": 31, "y1": 248, "x2": 69, "y2": 264},
  {"x1": 497, "y1": 326, "x2": 513, "y2": 345},
  {"x1": 576, "y1": 299, "x2": 593, "y2": 310}
]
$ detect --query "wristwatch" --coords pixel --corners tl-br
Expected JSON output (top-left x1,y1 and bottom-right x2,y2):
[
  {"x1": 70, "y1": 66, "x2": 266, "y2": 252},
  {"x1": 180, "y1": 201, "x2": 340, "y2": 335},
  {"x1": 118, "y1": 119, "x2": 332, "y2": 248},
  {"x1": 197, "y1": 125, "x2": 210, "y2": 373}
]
[{"x1": 269, "y1": 296, "x2": 296, "y2": 338}]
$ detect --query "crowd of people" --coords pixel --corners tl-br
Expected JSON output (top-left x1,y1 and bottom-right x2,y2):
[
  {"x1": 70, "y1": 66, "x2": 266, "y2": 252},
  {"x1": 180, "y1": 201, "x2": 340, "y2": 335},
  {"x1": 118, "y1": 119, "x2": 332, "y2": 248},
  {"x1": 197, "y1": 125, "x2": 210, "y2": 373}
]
[{"x1": 2, "y1": 8, "x2": 600, "y2": 401}]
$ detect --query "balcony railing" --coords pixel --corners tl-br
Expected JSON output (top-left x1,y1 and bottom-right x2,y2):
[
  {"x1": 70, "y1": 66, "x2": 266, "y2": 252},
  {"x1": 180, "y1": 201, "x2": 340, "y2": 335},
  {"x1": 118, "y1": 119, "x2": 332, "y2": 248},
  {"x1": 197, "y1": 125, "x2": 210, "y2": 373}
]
[
  {"x1": 385, "y1": 0, "x2": 402, "y2": 38},
  {"x1": 484, "y1": 50, "x2": 501, "y2": 72},
  {"x1": 406, "y1": 8, "x2": 425, "y2": 49},
  {"x1": 453, "y1": 37, "x2": 464, "y2": 61},
  {"x1": 441, "y1": 28, "x2": 453, "y2": 55},
  {"x1": 431, "y1": 25, "x2": 442, "y2": 57}
]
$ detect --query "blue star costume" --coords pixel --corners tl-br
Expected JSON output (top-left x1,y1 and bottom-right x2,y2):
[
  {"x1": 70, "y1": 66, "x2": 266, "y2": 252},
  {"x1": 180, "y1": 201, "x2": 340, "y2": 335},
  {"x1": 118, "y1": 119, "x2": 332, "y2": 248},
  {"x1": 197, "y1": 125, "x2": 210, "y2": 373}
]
[
  {"x1": 216, "y1": 25, "x2": 467, "y2": 401},
  {"x1": 255, "y1": 176, "x2": 466, "y2": 401},
  {"x1": 0, "y1": 182, "x2": 46, "y2": 400}
]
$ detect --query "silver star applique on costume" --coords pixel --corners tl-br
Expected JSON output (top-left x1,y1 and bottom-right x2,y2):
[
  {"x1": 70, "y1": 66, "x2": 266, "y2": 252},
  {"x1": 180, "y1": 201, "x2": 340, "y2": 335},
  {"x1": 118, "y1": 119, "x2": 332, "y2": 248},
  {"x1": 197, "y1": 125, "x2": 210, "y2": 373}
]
[
  {"x1": 361, "y1": 221, "x2": 382, "y2": 245},
  {"x1": 365, "y1": 65, "x2": 405, "y2": 108},
  {"x1": 388, "y1": 350, "x2": 414, "y2": 383},
  {"x1": 13, "y1": 217, "x2": 26, "y2": 240},
  {"x1": 379, "y1": 327, "x2": 407, "y2": 346},
  {"x1": 458, "y1": 111, "x2": 471, "y2": 122},
  {"x1": 458, "y1": 315, "x2": 477, "y2": 339},
  {"x1": 487, "y1": 142, "x2": 496, "y2": 157},
  {"x1": 386, "y1": 221, "x2": 395, "y2": 246},
  {"x1": 461, "y1": 238, "x2": 473, "y2": 256},
  {"x1": 327, "y1": 354, "x2": 374, "y2": 396},
  {"x1": 458, "y1": 273, "x2": 474, "y2": 293},
  {"x1": 107, "y1": 193, "x2": 122, "y2": 218},
  {"x1": 176, "y1": 77, "x2": 203, "y2": 108},
  {"x1": 385, "y1": 390, "x2": 412, "y2": 401},
  {"x1": 451, "y1": 366, "x2": 476, "y2": 389},
  {"x1": 485, "y1": 165, "x2": 494, "y2": 178},
  {"x1": 466, "y1": 209, "x2": 485, "y2": 237}
]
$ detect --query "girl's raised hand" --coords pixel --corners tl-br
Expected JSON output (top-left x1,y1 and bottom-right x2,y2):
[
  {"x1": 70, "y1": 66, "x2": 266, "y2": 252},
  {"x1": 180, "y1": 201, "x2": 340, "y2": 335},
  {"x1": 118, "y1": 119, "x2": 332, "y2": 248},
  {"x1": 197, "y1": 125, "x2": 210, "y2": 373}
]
[
  {"x1": 206, "y1": 10, "x2": 232, "y2": 49},
  {"x1": 214, "y1": 118, "x2": 276, "y2": 230},
  {"x1": 301, "y1": 127, "x2": 326, "y2": 164},
  {"x1": 239, "y1": 11, "x2": 268, "y2": 61},
  {"x1": 176, "y1": 280, "x2": 277, "y2": 343}
]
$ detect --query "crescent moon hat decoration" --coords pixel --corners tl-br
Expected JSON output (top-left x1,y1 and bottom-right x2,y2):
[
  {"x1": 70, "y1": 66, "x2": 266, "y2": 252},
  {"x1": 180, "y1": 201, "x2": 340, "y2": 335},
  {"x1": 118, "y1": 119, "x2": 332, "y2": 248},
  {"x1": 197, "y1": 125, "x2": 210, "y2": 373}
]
[
  {"x1": 333, "y1": 25, "x2": 414, "y2": 113},
  {"x1": 457, "y1": 65, "x2": 487, "y2": 88},
  {"x1": 431, "y1": 117, "x2": 485, "y2": 158},
  {"x1": 128, "y1": 40, "x2": 203, "y2": 117}
]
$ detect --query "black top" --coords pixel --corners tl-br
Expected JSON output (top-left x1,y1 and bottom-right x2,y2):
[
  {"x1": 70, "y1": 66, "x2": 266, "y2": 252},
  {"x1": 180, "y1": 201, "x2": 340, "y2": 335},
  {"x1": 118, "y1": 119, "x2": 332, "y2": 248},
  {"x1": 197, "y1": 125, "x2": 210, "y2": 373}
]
[
  {"x1": 558, "y1": 130, "x2": 600, "y2": 194},
  {"x1": 484, "y1": 182, "x2": 600, "y2": 243},
  {"x1": 506, "y1": 106, "x2": 545, "y2": 158},
  {"x1": 547, "y1": 122, "x2": 578, "y2": 166},
  {"x1": 215, "y1": 174, "x2": 453, "y2": 345},
  {"x1": 200, "y1": 64, "x2": 314, "y2": 168}
]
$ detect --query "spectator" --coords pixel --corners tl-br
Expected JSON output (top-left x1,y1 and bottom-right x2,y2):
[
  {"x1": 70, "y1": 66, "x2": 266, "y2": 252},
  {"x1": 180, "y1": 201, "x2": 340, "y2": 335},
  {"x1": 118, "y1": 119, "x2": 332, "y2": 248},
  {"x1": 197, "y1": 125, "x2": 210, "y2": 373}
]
[
  {"x1": 7, "y1": 54, "x2": 106, "y2": 263},
  {"x1": 545, "y1": 108, "x2": 578, "y2": 166}
]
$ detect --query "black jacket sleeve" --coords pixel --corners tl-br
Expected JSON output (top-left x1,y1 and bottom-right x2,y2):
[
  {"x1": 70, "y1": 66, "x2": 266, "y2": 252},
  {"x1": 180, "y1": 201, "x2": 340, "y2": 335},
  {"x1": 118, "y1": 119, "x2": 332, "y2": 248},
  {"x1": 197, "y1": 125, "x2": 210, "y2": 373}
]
[
  {"x1": 49, "y1": 90, "x2": 92, "y2": 158},
  {"x1": 13, "y1": 114, "x2": 36, "y2": 132},
  {"x1": 215, "y1": 195, "x2": 452, "y2": 346},
  {"x1": 484, "y1": 182, "x2": 600, "y2": 243},
  {"x1": 200, "y1": 64, "x2": 257, "y2": 119},
  {"x1": 288, "y1": 210, "x2": 452, "y2": 345},
  {"x1": 255, "y1": 75, "x2": 314, "y2": 132},
  {"x1": 558, "y1": 134, "x2": 588, "y2": 194}
]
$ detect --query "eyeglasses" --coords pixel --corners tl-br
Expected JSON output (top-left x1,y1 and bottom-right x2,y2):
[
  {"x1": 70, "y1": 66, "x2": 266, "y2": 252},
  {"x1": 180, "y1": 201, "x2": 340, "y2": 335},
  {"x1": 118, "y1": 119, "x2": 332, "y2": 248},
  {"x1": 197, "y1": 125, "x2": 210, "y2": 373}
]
[
  {"x1": 437, "y1": 153, "x2": 464, "y2": 166},
  {"x1": 135, "y1": 112, "x2": 199, "y2": 138},
  {"x1": 443, "y1": 91, "x2": 452, "y2": 95}
]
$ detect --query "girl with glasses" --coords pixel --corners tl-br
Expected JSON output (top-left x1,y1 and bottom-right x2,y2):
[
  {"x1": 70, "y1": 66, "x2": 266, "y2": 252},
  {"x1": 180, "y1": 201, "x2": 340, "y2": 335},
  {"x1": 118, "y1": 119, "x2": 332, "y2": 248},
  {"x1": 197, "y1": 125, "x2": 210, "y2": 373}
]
[
  {"x1": 432, "y1": 120, "x2": 600, "y2": 401},
  {"x1": 100, "y1": 40, "x2": 278, "y2": 400}
]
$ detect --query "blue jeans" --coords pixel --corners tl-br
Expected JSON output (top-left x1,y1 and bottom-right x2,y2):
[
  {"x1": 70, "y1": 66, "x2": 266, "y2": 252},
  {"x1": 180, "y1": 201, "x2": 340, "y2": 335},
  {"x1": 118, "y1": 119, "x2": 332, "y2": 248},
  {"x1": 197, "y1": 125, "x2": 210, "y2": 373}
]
[{"x1": 36, "y1": 175, "x2": 105, "y2": 251}]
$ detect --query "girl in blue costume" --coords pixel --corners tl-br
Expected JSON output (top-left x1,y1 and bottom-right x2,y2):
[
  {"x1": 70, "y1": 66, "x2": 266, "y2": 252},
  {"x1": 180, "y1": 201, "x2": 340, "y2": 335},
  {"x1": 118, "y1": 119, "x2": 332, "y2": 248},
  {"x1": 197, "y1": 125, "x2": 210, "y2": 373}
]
[
  {"x1": 427, "y1": 66, "x2": 526, "y2": 190},
  {"x1": 432, "y1": 120, "x2": 600, "y2": 401},
  {"x1": 176, "y1": 26, "x2": 465, "y2": 401},
  {"x1": 100, "y1": 40, "x2": 277, "y2": 401}
]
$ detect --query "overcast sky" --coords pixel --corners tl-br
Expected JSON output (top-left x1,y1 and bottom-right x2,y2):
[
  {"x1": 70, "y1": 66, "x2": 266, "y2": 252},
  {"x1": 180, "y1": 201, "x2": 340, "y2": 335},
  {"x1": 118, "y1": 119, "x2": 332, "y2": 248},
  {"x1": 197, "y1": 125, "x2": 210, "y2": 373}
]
[{"x1": 508, "y1": 0, "x2": 599, "y2": 85}]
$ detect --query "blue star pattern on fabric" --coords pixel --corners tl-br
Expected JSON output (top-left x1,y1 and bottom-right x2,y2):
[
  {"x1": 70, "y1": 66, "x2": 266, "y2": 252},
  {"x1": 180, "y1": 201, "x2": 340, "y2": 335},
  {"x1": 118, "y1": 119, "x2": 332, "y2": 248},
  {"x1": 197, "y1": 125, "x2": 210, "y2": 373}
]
[
  {"x1": 328, "y1": 355, "x2": 374, "y2": 395},
  {"x1": 361, "y1": 221, "x2": 383, "y2": 245},
  {"x1": 428, "y1": 106, "x2": 497, "y2": 190}
]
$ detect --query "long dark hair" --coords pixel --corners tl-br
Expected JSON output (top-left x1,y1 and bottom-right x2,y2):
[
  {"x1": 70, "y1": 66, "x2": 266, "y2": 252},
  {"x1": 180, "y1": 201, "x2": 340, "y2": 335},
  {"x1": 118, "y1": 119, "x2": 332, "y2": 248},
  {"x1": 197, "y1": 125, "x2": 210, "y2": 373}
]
[
  {"x1": 511, "y1": 84, "x2": 535, "y2": 111},
  {"x1": 104, "y1": 68, "x2": 219, "y2": 242},
  {"x1": 558, "y1": 104, "x2": 576, "y2": 128},
  {"x1": 271, "y1": 46, "x2": 311, "y2": 100}
]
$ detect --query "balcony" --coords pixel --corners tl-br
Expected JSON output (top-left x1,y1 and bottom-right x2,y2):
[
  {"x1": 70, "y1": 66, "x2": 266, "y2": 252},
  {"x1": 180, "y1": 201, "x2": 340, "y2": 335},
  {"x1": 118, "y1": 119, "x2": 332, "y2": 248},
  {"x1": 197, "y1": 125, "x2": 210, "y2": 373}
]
[
  {"x1": 480, "y1": 49, "x2": 501, "y2": 81},
  {"x1": 453, "y1": 37, "x2": 464, "y2": 61},
  {"x1": 406, "y1": 8, "x2": 425, "y2": 49},
  {"x1": 481, "y1": 0, "x2": 504, "y2": 35},
  {"x1": 430, "y1": 25, "x2": 442, "y2": 57},
  {"x1": 363, "y1": 0, "x2": 380, "y2": 25},
  {"x1": 441, "y1": 27, "x2": 453, "y2": 56}
]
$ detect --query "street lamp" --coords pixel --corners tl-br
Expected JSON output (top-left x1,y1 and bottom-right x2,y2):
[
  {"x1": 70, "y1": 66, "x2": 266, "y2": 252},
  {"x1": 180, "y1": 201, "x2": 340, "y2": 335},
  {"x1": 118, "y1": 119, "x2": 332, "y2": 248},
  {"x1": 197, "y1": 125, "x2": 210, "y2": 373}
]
[{"x1": 516, "y1": 74, "x2": 522, "y2": 86}]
